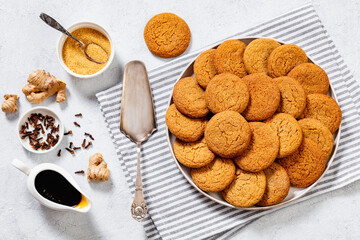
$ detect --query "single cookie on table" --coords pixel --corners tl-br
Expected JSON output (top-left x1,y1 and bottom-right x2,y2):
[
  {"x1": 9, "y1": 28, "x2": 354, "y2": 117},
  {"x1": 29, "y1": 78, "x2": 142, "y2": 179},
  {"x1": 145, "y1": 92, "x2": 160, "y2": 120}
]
[
  {"x1": 173, "y1": 77, "x2": 209, "y2": 118},
  {"x1": 301, "y1": 94, "x2": 342, "y2": 133},
  {"x1": 205, "y1": 111, "x2": 251, "y2": 158},
  {"x1": 222, "y1": 168, "x2": 266, "y2": 207},
  {"x1": 257, "y1": 162, "x2": 290, "y2": 207},
  {"x1": 191, "y1": 157, "x2": 236, "y2": 192},
  {"x1": 173, "y1": 137, "x2": 215, "y2": 168},
  {"x1": 267, "y1": 44, "x2": 308, "y2": 77},
  {"x1": 243, "y1": 38, "x2": 281, "y2": 74},
  {"x1": 265, "y1": 113, "x2": 303, "y2": 158},
  {"x1": 234, "y1": 122, "x2": 279, "y2": 172},
  {"x1": 194, "y1": 49, "x2": 217, "y2": 88},
  {"x1": 277, "y1": 138, "x2": 325, "y2": 188},
  {"x1": 144, "y1": 13, "x2": 191, "y2": 58},
  {"x1": 205, "y1": 73, "x2": 249, "y2": 114},
  {"x1": 166, "y1": 104, "x2": 207, "y2": 142},
  {"x1": 298, "y1": 118, "x2": 334, "y2": 160},
  {"x1": 241, "y1": 73, "x2": 280, "y2": 121},
  {"x1": 288, "y1": 63, "x2": 329, "y2": 95},
  {"x1": 214, "y1": 40, "x2": 247, "y2": 78},
  {"x1": 273, "y1": 76, "x2": 306, "y2": 118}
]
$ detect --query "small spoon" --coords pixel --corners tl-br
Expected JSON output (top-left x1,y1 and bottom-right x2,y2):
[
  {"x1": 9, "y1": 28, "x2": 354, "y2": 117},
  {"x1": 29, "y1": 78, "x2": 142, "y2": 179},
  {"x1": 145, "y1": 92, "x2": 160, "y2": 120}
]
[{"x1": 40, "y1": 13, "x2": 109, "y2": 64}]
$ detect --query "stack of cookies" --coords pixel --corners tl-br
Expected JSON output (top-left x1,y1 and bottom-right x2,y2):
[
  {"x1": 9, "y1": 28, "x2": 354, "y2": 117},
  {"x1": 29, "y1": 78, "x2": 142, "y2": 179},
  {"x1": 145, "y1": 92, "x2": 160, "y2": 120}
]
[{"x1": 165, "y1": 38, "x2": 342, "y2": 208}]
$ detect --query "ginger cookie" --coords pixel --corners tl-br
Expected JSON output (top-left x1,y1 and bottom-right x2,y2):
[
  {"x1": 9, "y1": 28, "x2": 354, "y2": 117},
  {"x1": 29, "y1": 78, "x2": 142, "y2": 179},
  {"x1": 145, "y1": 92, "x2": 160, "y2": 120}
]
[
  {"x1": 257, "y1": 162, "x2": 290, "y2": 206},
  {"x1": 265, "y1": 113, "x2": 303, "y2": 158},
  {"x1": 242, "y1": 73, "x2": 280, "y2": 121},
  {"x1": 166, "y1": 104, "x2": 207, "y2": 142},
  {"x1": 205, "y1": 73, "x2": 249, "y2": 114},
  {"x1": 288, "y1": 63, "x2": 329, "y2": 95},
  {"x1": 191, "y1": 157, "x2": 236, "y2": 192},
  {"x1": 267, "y1": 44, "x2": 308, "y2": 77},
  {"x1": 173, "y1": 137, "x2": 215, "y2": 168},
  {"x1": 243, "y1": 38, "x2": 281, "y2": 74},
  {"x1": 298, "y1": 118, "x2": 334, "y2": 160},
  {"x1": 234, "y1": 122, "x2": 279, "y2": 172},
  {"x1": 277, "y1": 138, "x2": 325, "y2": 188},
  {"x1": 273, "y1": 76, "x2": 306, "y2": 118},
  {"x1": 301, "y1": 94, "x2": 342, "y2": 133},
  {"x1": 205, "y1": 111, "x2": 251, "y2": 158},
  {"x1": 173, "y1": 77, "x2": 209, "y2": 118},
  {"x1": 214, "y1": 40, "x2": 247, "y2": 78},
  {"x1": 222, "y1": 168, "x2": 266, "y2": 207},
  {"x1": 194, "y1": 49, "x2": 217, "y2": 88},
  {"x1": 144, "y1": 13, "x2": 191, "y2": 58}
]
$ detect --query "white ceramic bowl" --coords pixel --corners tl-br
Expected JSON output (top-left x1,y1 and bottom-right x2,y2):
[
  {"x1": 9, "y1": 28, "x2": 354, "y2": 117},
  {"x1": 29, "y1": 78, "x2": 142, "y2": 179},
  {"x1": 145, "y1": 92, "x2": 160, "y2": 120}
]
[
  {"x1": 57, "y1": 21, "x2": 114, "y2": 79},
  {"x1": 17, "y1": 107, "x2": 64, "y2": 154},
  {"x1": 166, "y1": 37, "x2": 342, "y2": 210}
]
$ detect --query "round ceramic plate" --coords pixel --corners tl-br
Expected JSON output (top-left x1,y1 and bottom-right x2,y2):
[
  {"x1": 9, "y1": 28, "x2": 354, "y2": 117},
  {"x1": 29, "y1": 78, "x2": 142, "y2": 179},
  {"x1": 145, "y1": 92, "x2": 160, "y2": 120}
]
[{"x1": 165, "y1": 37, "x2": 341, "y2": 210}]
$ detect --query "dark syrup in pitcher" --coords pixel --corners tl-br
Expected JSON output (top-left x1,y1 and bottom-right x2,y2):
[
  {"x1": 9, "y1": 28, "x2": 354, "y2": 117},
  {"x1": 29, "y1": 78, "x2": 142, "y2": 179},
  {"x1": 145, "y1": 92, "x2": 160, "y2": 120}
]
[{"x1": 35, "y1": 170, "x2": 82, "y2": 207}]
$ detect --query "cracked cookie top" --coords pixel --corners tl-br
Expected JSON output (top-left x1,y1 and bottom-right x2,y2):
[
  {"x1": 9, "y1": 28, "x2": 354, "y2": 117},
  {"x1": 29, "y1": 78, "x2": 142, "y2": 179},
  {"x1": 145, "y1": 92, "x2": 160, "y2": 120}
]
[
  {"x1": 277, "y1": 138, "x2": 325, "y2": 188},
  {"x1": 166, "y1": 104, "x2": 207, "y2": 142},
  {"x1": 267, "y1": 44, "x2": 308, "y2": 77},
  {"x1": 191, "y1": 157, "x2": 236, "y2": 192},
  {"x1": 214, "y1": 40, "x2": 248, "y2": 78},
  {"x1": 173, "y1": 77, "x2": 209, "y2": 118},
  {"x1": 205, "y1": 73, "x2": 249, "y2": 114},
  {"x1": 194, "y1": 49, "x2": 217, "y2": 88},
  {"x1": 144, "y1": 13, "x2": 191, "y2": 58},
  {"x1": 205, "y1": 111, "x2": 251, "y2": 158},
  {"x1": 243, "y1": 38, "x2": 281, "y2": 74}
]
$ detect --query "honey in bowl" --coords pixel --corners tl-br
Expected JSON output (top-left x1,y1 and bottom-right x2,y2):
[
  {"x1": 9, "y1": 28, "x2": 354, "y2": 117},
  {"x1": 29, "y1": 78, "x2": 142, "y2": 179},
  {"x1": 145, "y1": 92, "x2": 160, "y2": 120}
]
[{"x1": 62, "y1": 28, "x2": 111, "y2": 75}]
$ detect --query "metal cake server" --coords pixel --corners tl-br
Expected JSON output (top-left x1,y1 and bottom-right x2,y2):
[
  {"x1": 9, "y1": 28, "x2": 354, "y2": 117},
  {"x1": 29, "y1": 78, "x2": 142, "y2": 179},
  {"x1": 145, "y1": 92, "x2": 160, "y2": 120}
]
[{"x1": 120, "y1": 61, "x2": 157, "y2": 221}]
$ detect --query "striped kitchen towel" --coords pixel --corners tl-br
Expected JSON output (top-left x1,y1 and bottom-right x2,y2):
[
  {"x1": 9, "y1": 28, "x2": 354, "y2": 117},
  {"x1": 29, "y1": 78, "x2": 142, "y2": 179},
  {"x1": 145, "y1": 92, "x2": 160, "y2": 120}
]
[{"x1": 96, "y1": 4, "x2": 360, "y2": 240}]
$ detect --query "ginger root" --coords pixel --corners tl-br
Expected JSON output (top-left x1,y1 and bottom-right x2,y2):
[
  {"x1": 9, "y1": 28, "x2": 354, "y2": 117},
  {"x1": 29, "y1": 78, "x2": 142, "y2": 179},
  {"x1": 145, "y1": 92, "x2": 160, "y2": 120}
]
[
  {"x1": 2, "y1": 94, "x2": 19, "y2": 113},
  {"x1": 87, "y1": 153, "x2": 110, "y2": 181},
  {"x1": 22, "y1": 70, "x2": 66, "y2": 104}
]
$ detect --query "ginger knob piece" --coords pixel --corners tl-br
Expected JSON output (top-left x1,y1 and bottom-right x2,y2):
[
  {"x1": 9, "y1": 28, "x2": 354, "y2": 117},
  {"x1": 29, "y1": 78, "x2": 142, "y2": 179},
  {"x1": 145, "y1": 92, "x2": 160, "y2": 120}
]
[
  {"x1": 22, "y1": 70, "x2": 66, "y2": 104},
  {"x1": 87, "y1": 153, "x2": 110, "y2": 181},
  {"x1": 2, "y1": 94, "x2": 19, "y2": 113}
]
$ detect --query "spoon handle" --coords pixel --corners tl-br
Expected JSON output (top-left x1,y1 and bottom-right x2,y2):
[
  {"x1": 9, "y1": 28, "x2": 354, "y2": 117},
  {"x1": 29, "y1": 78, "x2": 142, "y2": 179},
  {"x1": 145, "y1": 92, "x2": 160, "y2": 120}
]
[
  {"x1": 131, "y1": 142, "x2": 148, "y2": 221},
  {"x1": 39, "y1": 13, "x2": 84, "y2": 46}
]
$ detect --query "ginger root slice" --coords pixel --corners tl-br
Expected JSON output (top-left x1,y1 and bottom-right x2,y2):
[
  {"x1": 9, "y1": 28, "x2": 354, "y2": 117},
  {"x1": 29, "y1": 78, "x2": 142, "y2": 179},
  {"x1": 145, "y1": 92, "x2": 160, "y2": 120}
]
[
  {"x1": 2, "y1": 94, "x2": 19, "y2": 113},
  {"x1": 87, "y1": 153, "x2": 110, "y2": 181},
  {"x1": 22, "y1": 70, "x2": 66, "y2": 104}
]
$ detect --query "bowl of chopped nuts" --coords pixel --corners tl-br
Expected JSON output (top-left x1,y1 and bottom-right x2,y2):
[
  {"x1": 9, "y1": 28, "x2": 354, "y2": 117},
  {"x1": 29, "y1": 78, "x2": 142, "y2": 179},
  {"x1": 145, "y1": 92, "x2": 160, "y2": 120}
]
[{"x1": 17, "y1": 107, "x2": 64, "y2": 154}]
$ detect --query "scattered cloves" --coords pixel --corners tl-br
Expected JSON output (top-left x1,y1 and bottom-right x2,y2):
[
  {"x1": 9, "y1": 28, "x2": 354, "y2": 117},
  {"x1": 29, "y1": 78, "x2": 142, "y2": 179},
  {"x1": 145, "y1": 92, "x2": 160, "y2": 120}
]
[
  {"x1": 75, "y1": 113, "x2": 82, "y2": 117},
  {"x1": 85, "y1": 141, "x2": 92, "y2": 149},
  {"x1": 74, "y1": 170, "x2": 84, "y2": 174},
  {"x1": 65, "y1": 147, "x2": 74, "y2": 154},
  {"x1": 57, "y1": 149, "x2": 61, "y2": 157},
  {"x1": 64, "y1": 130, "x2": 72, "y2": 135},
  {"x1": 74, "y1": 122, "x2": 80, "y2": 127}
]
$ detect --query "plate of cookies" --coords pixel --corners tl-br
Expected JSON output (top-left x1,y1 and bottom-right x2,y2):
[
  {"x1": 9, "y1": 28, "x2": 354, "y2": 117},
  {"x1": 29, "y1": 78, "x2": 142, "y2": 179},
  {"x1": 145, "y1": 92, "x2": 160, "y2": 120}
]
[{"x1": 165, "y1": 37, "x2": 342, "y2": 210}]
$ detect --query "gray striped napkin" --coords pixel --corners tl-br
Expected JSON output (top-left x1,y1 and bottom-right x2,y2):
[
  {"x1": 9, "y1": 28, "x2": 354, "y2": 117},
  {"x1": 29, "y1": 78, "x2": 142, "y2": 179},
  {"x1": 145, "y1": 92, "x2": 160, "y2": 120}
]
[{"x1": 96, "y1": 4, "x2": 360, "y2": 240}]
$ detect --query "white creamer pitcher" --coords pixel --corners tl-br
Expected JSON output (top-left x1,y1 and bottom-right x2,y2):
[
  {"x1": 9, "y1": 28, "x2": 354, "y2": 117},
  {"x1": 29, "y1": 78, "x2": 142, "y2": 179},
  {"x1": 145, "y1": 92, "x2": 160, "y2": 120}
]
[{"x1": 12, "y1": 159, "x2": 91, "y2": 213}]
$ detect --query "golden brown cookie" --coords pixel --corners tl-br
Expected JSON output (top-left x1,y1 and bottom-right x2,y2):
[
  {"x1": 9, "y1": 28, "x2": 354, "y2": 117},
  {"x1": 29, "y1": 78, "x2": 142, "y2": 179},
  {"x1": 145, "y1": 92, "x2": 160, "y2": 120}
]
[
  {"x1": 191, "y1": 157, "x2": 236, "y2": 192},
  {"x1": 298, "y1": 118, "x2": 334, "y2": 160},
  {"x1": 243, "y1": 38, "x2": 281, "y2": 74},
  {"x1": 267, "y1": 44, "x2": 308, "y2": 77},
  {"x1": 214, "y1": 40, "x2": 247, "y2": 78},
  {"x1": 242, "y1": 73, "x2": 280, "y2": 121},
  {"x1": 205, "y1": 111, "x2": 251, "y2": 158},
  {"x1": 265, "y1": 113, "x2": 303, "y2": 158},
  {"x1": 301, "y1": 94, "x2": 342, "y2": 133},
  {"x1": 173, "y1": 137, "x2": 215, "y2": 168},
  {"x1": 288, "y1": 63, "x2": 329, "y2": 95},
  {"x1": 257, "y1": 162, "x2": 290, "y2": 206},
  {"x1": 173, "y1": 77, "x2": 209, "y2": 118},
  {"x1": 144, "y1": 13, "x2": 191, "y2": 58},
  {"x1": 222, "y1": 168, "x2": 266, "y2": 207},
  {"x1": 194, "y1": 49, "x2": 217, "y2": 88},
  {"x1": 273, "y1": 76, "x2": 306, "y2": 118},
  {"x1": 234, "y1": 122, "x2": 279, "y2": 172},
  {"x1": 277, "y1": 138, "x2": 325, "y2": 188},
  {"x1": 205, "y1": 73, "x2": 249, "y2": 114},
  {"x1": 165, "y1": 104, "x2": 207, "y2": 142}
]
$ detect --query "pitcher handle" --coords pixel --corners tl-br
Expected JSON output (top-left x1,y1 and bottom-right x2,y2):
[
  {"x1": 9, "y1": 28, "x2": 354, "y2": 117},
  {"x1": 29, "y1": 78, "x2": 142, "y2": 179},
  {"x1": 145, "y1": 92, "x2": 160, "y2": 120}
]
[{"x1": 12, "y1": 159, "x2": 31, "y2": 175}]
